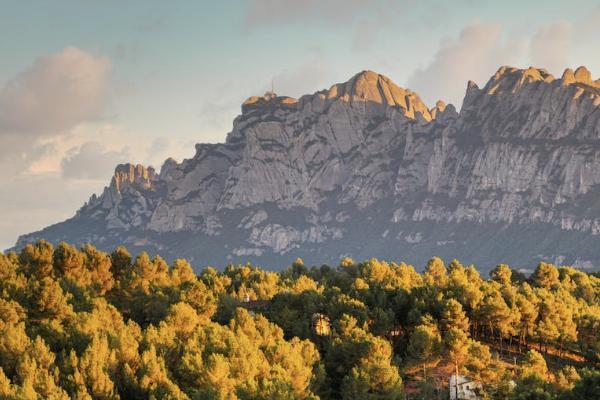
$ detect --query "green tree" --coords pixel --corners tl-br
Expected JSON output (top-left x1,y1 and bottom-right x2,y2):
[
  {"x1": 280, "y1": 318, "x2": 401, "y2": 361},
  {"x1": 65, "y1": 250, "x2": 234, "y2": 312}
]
[
  {"x1": 423, "y1": 257, "x2": 448, "y2": 287},
  {"x1": 444, "y1": 327, "x2": 470, "y2": 371},
  {"x1": 327, "y1": 316, "x2": 403, "y2": 399},
  {"x1": 110, "y1": 246, "x2": 132, "y2": 280},
  {"x1": 19, "y1": 240, "x2": 54, "y2": 279},
  {"x1": 407, "y1": 317, "x2": 442, "y2": 367},
  {"x1": 491, "y1": 264, "x2": 513, "y2": 286},
  {"x1": 520, "y1": 350, "x2": 548, "y2": 380},
  {"x1": 441, "y1": 299, "x2": 470, "y2": 333},
  {"x1": 532, "y1": 263, "x2": 560, "y2": 289},
  {"x1": 560, "y1": 369, "x2": 600, "y2": 400}
]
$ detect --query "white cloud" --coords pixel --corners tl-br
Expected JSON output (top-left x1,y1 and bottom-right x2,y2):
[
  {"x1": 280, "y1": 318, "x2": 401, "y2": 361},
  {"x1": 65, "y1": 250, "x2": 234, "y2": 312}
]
[
  {"x1": 244, "y1": 0, "x2": 406, "y2": 51},
  {"x1": 530, "y1": 21, "x2": 572, "y2": 74},
  {"x1": 405, "y1": 15, "x2": 600, "y2": 109},
  {"x1": 0, "y1": 47, "x2": 111, "y2": 137},
  {"x1": 15, "y1": 123, "x2": 129, "y2": 175},
  {"x1": 407, "y1": 21, "x2": 527, "y2": 108},
  {"x1": 0, "y1": 51, "x2": 116, "y2": 248},
  {"x1": 61, "y1": 141, "x2": 131, "y2": 180},
  {"x1": 0, "y1": 46, "x2": 115, "y2": 199},
  {"x1": 0, "y1": 122, "x2": 147, "y2": 250}
]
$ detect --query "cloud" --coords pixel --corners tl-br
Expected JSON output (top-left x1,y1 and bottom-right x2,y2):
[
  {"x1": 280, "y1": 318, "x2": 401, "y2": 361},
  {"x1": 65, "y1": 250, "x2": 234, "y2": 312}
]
[
  {"x1": 244, "y1": 0, "x2": 371, "y2": 28},
  {"x1": 0, "y1": 121, "x2": 172, "y2": 250},
  {"x1": 407, "y1": 22, "x2": 527, "y2": 108},
  {"x1": 0, "y1": 47, "x2": 111, "y2": 137},
  {"x1": 582, "y1": 7, "x2": 600, "y2": 34},
  {"x1": 192, "y1": 48, "x2": 333, "y2": 147},
  {"x1": 0, "y1": 172, "x2": 105, "y2": 250},
  {"x1": 244, "y1": 0, "x2": 406, "y2": 49},
  {"x1": 271, "y1": 50, "x2": 331, "y2": 97},
  {"x1": 406, "y1": 16, "x2": 599, "y2": 109},
  {"x1": 61, "y1": 141, "x2": 130, "y2": 180},
  {"x1": 530, "y1": 21, "x2": 572, "y2": 74},
  {"x1": 145, "y1": 136, "x2": 184, "y2": 168},
  {"x1": 573, "y1": 8, "x2": 600, "y2": 72},
  {"x1": 148, "y1": 137, "x2": 170, "y2": 156}
]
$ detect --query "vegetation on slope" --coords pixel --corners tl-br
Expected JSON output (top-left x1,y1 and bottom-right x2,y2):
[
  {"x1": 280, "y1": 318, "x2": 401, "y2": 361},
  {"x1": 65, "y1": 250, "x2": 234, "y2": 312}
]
[{"x1": 0, "y1": 240, "x2": 598, "y2": 399}]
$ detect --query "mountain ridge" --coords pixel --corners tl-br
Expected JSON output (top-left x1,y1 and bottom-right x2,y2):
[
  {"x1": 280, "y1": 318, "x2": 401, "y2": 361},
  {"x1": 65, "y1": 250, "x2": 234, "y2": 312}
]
[{"x1": 13, "y1": 66, "x2": 600, "y2": 272}]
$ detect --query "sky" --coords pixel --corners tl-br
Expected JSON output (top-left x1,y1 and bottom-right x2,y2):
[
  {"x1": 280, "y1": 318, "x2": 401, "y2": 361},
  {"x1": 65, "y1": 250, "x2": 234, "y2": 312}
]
[{"x1": 1, "y1": 0, "x2": 600, "y2": 250}]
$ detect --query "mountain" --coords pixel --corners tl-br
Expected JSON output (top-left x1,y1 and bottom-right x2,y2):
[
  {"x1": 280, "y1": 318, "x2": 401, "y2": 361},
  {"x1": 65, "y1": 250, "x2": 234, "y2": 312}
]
[{"x1": 14, "y1": 67, "x2": 600, "y2": 272}]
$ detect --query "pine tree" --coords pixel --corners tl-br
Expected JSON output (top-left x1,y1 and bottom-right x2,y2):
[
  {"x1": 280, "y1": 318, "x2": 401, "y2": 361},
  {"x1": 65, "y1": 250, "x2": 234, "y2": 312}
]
[{"x1": 441, "y1": 299, "x2": 470, "y2": 333}]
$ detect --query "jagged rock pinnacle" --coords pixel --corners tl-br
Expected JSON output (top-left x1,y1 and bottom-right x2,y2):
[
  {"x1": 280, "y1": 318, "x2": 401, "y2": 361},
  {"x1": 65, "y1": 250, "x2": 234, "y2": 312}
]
[
  {"x1": 562, "y1": 66, "x2": 598, "y2": 87},
  {"x1": 111, "y1": 163, "x2": 155, "y2": 192},
  {"x1": 574, "y1": 66, "x2": 593, "y2": 83}
]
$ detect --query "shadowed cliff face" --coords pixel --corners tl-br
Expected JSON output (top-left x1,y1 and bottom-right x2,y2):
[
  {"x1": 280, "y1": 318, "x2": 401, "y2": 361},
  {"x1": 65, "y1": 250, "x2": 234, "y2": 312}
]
[{"x1": 14, "y1": 67, "x2": 600, "y2": 271}]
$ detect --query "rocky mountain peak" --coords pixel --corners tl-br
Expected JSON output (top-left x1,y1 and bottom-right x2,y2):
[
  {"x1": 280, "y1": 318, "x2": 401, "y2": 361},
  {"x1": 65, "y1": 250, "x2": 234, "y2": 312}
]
[
  {"x1": 482, "y1": 65, "x2": 599, "y2": 93},
  {"x1": 159, "y1": 157, "x2": 179, "y2": 179},
  {"x1": 15, "y1": 65, "x2": 600, "y2": 271},
  {"x1": 430, "y1": 100, "x2": 447, "y2": 119},
  {"x1": 462, "y1": 65, "x2": 600, "y2": 116},
  {"x1": 324, "y1": 70, "x2": 433, "y2": 120},
  {"x1": 483, "y1": 66, "x2": 554, "y2": 95},
  {"x1": 240, "y1": 70, "x2": 434, "y2": 122},
  {"x1": 241, "y1": 92, "x2": 299, "y2": 114},
  {"x1": 574, "y1": 66, "x2": 593, "y2": 83},
  {"x1": 561, "y1": 66, "x2": 599, "y2": 88},
  {"x1": 111, "y1": 163, "x2": 156, "y2": 193}
]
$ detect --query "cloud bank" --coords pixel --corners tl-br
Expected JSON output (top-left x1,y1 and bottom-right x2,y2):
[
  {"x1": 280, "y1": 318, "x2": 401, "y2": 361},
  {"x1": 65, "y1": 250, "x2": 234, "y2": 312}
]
[
  {"x1": 0, "y1": 47, "x2": 111, "y2": 137},
  {"x1": 0, "y1": 48, "x2": 121, "y2": 249},
  {"x1": 530, "y1": 21, "x2": 572, "y2": 75},
  {"x1": 61, "y1": 141, "x2": 131, "y2": 180},
  {"x1": 244, "y1": 0, "x2": 405, "y2": 51},
  {"x1": 407, "y1": 22, "x2": 526, "y2": 108}
]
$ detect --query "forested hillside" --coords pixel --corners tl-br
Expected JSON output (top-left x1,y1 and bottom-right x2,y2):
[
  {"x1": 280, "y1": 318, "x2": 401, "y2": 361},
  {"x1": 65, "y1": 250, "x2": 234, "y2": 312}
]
[{"x1": 0, "y1": 240, "x2": 598, "y2": 399}]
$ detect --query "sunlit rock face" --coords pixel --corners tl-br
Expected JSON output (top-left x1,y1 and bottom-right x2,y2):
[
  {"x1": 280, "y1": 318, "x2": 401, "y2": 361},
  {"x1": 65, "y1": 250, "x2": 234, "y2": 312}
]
[{"x1": 15, "y1": 67, "x2": 600, "y2": 271}]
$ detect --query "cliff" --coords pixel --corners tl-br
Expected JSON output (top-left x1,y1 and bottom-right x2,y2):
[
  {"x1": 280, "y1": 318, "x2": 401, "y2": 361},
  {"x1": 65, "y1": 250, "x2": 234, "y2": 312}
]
[{"x1": 14, "y1": 67, "x2": 600, "y2": 271}]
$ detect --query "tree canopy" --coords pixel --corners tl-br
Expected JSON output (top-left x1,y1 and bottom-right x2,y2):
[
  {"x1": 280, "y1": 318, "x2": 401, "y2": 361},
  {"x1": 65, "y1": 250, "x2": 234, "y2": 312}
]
[{"x1": 0, "y1": 241, "x2": 598, "y2": 399}]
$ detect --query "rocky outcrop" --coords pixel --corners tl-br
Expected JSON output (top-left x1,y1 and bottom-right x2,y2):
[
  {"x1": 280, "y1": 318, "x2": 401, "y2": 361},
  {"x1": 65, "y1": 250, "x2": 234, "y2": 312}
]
[
  {"x1": 14, "y1": 67, "x2": 600, "y2": 271},
  {"x1": 76, "y1": 163, "x2": 161, "y2": 231}
]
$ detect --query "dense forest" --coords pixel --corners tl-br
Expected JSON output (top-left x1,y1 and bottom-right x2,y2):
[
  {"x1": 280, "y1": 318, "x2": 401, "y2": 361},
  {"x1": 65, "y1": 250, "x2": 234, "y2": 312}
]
[{"x1": 0, "y1": 240, "x2": 598, "y2": 399}]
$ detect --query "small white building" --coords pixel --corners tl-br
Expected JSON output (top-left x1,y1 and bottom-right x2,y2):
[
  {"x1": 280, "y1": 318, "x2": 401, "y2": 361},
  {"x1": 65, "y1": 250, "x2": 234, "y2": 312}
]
[{"x1": 449, "y1": 374, "x2": 483, "y2": 400}]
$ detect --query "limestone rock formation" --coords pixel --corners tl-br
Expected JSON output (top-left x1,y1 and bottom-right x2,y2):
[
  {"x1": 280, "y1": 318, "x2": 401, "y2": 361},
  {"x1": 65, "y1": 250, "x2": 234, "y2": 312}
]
[{"x1": 14, "y1": 67, "x2": 600, "y2": 271}]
